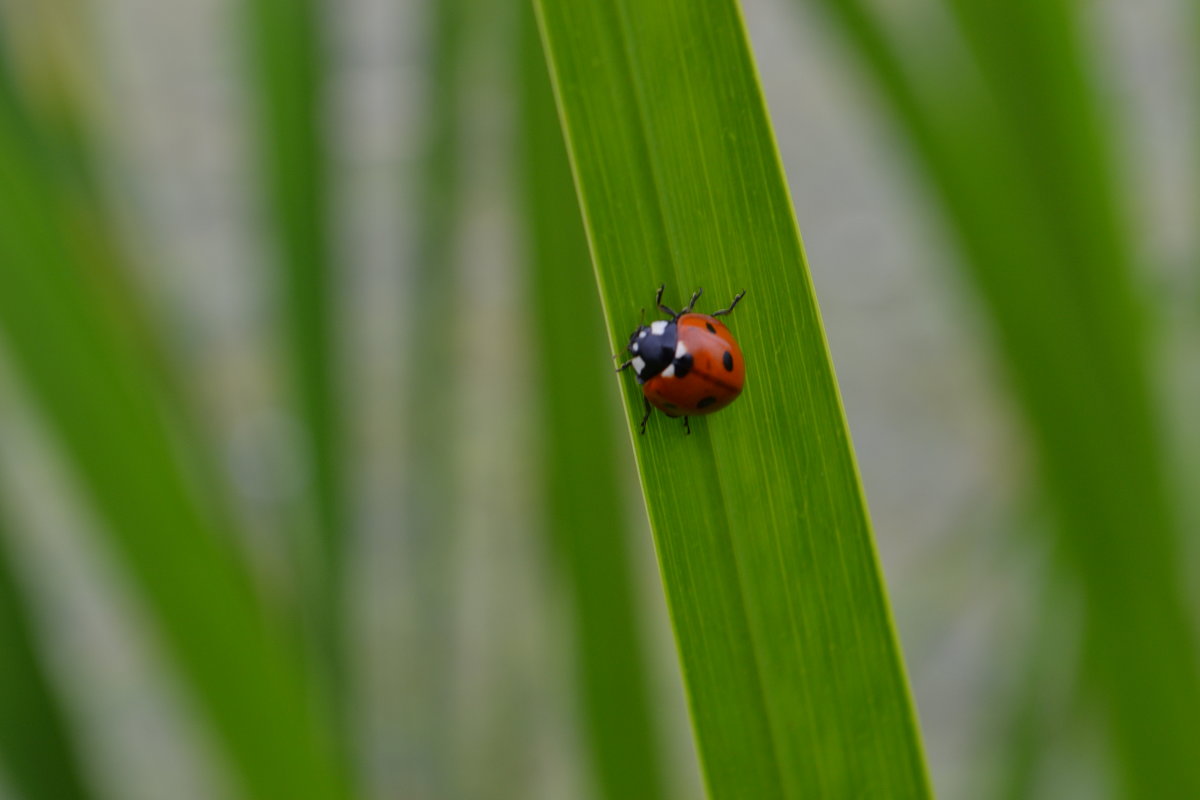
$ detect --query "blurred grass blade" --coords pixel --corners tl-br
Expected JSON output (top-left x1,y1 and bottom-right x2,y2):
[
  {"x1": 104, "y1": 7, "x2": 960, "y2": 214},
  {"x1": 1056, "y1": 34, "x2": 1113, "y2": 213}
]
[
  {"x1": 245, "y1": 0, "x2": 346, "y2": 703},
  {"x1": 533, "y1": 1, "x2": 931, "y2": 796},
  {"x1": 802, "y1": 0, "x2": 1200, "y2": 794},
  {"x1": 394, "y1": 0, "x2": 468, "y2": 792},
  {"x1": 0, "y1": 88, "x2": 347, "y2": 800},
  {"x1": 0, "y1": 499, "x2": 92, "y2": 800},
  {"x1": 518, "y1": 7, "x2": 667, "y2": 799},
  {"x1": 995, "y1": 557, "x2": 1080, "y2": 800},
  {"x1": 0, "y1": 4, "x2": 241, "y2": 542}
]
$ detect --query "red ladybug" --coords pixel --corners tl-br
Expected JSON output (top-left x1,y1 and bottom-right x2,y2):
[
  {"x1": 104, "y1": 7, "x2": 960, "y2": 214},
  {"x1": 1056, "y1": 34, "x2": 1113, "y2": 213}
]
[{"x1": 617, "y1": 285, "x2": 746, "y2": 434}]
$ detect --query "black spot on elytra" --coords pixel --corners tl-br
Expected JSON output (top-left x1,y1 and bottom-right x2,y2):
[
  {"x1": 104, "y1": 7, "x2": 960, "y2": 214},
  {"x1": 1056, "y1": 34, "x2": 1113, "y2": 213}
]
[
  {"x1": 674, "y1": 353, "x2": 693, "y2": 378},
  {"x1": 697, "y1": 396, "x2": 717, "y2": 409},
  {"x1": 705, "y1": 322, "x2": 716, "y2": 333},
  {"x1": 722, "y1": 351, "x2": 734, "y2": 371}
]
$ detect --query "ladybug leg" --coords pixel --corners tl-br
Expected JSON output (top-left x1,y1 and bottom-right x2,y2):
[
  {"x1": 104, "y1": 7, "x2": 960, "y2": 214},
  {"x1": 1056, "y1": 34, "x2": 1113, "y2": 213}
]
[
  {"x1": 615, "y1": 358, "x2": 633, "y2": 372},
  {"x1": 682, "y1": 416, "x2": 691, "y2": 435},
  {"x1": 712, "y1": 289, "x2": 746, "y2": 317},
  {"x1": 655, "y1": 284, "x2": 679, "y2": 319},
  {"x1": 639, "y1": 397, "x2": 652, "y2": 435},
  {"x1": 682, "y1": 288, "x2": 702, "y2": 315}
]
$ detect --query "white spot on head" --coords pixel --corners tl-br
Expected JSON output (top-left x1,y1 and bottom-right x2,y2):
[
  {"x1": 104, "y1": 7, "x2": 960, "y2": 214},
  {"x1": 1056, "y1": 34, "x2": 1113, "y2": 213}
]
[
  {"x1": 675, "y1": 341, "x2": 689, "y2": 358},
  {"x1": 638, "y1": 329, "x2": 648, "y2": 339},
  {"x1": 631, "y1": 342, "x2": 639, "y2": 352},
  {"x1": 632, "y1": 356, "x2": 646, "y2": 374},
  {"x1": 650, "y1": 320, "x2": 668, "y2": 335},
  {"x1": 662, "y1": 363, "x2": 675, "y2": 378}
]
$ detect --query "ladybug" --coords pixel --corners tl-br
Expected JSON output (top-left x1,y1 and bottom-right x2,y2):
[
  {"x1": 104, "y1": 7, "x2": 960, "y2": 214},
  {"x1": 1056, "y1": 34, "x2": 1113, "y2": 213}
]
[{"x1": 617, "y1": 285, "x2": 746, "y2": 434}]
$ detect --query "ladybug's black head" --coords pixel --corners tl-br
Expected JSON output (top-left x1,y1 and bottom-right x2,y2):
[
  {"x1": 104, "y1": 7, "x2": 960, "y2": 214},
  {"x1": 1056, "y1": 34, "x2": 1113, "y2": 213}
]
[{"x1": 626, "y1": 319, "x2": 677, "y2": 384}]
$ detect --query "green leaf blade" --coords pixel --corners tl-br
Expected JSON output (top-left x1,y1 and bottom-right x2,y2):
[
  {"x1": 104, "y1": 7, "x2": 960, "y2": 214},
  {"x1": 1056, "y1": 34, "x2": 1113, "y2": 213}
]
[
  {"x1": 0, "y1": 502, "x2": 92, "y2": 800},
  {"x1": 0, "y1": 89, "x2": 348, "y2": 800},
  {"x1": 534, "y1": 0, "x2": 931, "y2": 796},
  {"x1": 244, "y1": 0, "x2": 347, "y2": 712},
  {"x1": 518, "y1": 7, "x2": 669, "y2": 798},
  {"x1": 804, "y1": 0, "x2": 1200, "y2": 794}
]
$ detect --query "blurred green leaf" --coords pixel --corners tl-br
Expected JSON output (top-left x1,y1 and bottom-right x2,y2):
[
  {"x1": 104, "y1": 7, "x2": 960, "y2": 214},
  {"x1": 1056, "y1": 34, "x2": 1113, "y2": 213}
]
[
  {"x1": 802, "y1": 0, "x2": 1200, "y2": 795},
  {"x1": 244, "y1": 0, "x2": 346, "y2": 705},
  {"x1": 0, "y1": 500, "x2": 92, "y2": 800},
  {"x1": 0, "y1": 84, "x2": 348, "y2": 800},
  {"x1": 394, "y1": 0, "x2": 470, "y2": 792},
  {"x1": 994, "y1": 557, "x2": 1081, "y2": 800},
  {"x1": 533, "y1": 0, "x2": 931, "y2": 796},
  {"x1": 518, "y1": 7, "x2": 668, "y2": 799}
]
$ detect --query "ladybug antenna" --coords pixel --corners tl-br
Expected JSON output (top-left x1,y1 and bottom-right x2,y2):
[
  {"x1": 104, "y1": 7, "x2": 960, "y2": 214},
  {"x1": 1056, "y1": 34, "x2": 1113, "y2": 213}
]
[{"x1": 639, "y1": 307, "x2": 646, "y2": 325}]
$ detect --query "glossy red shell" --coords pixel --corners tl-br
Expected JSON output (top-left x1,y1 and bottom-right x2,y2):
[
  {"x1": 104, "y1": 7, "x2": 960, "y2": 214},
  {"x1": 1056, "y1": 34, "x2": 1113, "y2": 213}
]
[{"x1": 642, "y1": 313, "x2": 745, "y2": 417}]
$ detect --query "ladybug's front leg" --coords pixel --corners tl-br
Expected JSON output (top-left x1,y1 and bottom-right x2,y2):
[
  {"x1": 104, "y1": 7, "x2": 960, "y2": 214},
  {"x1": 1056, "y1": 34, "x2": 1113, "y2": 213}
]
[
  {"x1": 682, "y1": 416, "x2": 691, "y2": 435},
  {"x1": 640, "y1": 397, "x2": 653, "y2": 435}
]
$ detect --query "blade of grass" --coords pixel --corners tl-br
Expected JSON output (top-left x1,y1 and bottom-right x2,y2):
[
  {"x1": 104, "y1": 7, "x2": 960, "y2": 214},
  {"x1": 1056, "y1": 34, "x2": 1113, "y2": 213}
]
[
  {"x1": 993, "y1": 555, "x2": 1080, "y2": 800},
  {"x1": 533, "y1": 0, "x2": 931, "y2": 796},
  {"x1": 396, "y1": 0, "x2": 470, "y2": 792},
  {"x1": 0, "y1": 84, "x2": 348, "y2": 800},
  {"x1": 0, "y1": 497, "x2": 92, "y2": 800},
  {"x1": 800, "y1": 1, "x2": 1200, "y2": 794},
  {"x1": 517, "y1": 7, "x2": 668, "y2": 799},
  {"x1": 0, "y1": 0, "x2": 241, "y2": 542},
  {"x1": 244, "y1": 0, "x2": 346, "y2": 710}
]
